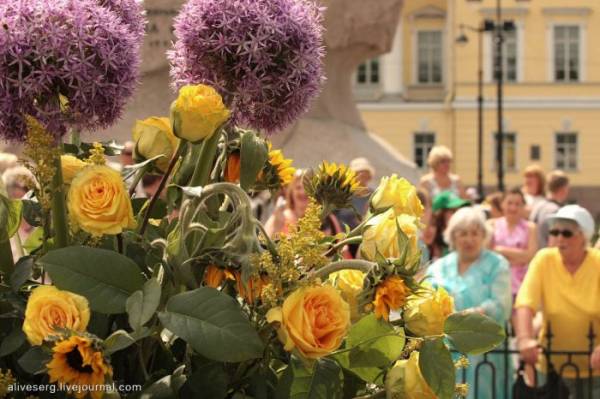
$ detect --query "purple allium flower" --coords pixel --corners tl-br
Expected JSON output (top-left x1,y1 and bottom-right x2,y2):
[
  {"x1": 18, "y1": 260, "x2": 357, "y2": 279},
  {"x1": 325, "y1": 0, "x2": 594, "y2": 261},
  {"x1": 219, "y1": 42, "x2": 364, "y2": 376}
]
[
  {"x1": 0, "y1": 0, "x2": 141, "y2": 141},
  {"x1": 169, "y1": 0, "x2": 325, "y2": 134},
  {"x1": 96, "y1": 0, "x2": 146, "y2": 42}
]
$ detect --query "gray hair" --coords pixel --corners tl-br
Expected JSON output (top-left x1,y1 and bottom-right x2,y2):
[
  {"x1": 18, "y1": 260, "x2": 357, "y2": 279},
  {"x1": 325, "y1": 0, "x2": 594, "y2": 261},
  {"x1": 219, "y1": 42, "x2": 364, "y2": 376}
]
[{"x1": 444, "y1": 206, "x2": 491, "y2": 249}]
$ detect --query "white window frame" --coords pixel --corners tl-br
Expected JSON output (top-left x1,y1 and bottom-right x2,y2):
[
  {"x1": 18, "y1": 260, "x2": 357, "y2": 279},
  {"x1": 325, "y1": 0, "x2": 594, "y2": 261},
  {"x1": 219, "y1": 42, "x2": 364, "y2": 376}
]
[
  {"x1": 490, "y1": 132, "x2": 518, "y2": 172},
  {"x1": 547, "y1": 23, "x2": 586, "y2": 82},
  {"x1": 355, "y1": 58, "x2": 381, "y2": 86},
  {"x1": 413, "y1": 132, "x2": 436, "y2": 169},
  {"x1": 412, "y1": 29, "x2": 444, "y2": 85},
  {"x1": 554, "y1": 132, "x2": 579, "y2": 171},
  {"x1": 484, "y1": 22, "x2": 524, "y2": 83}
]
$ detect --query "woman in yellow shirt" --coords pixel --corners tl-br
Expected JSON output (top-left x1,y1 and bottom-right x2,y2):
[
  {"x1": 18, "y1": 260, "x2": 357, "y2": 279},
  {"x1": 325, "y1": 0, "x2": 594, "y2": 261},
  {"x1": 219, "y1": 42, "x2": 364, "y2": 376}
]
[{"x1": 514, "y1": 205, "x2": 600, "y2": 398}]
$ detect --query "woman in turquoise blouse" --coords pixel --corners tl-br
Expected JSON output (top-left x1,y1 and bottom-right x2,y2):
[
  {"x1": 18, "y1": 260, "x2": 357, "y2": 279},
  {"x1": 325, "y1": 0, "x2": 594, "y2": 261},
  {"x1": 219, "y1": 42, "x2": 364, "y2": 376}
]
[{"x1": 425, "y1": 206, "x2": 512, "y2": 399}]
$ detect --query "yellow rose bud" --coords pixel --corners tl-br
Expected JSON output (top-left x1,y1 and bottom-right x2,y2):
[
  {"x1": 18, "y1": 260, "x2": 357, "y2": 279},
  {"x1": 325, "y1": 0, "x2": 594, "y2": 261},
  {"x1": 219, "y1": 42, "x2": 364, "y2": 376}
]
[
  {"x1": 170, "y1": 84, "x2": 230, "y2": 143},
  {"x1": 404, "y1": 287, "x2": 455, "y2": 336},
  {"x1": 266, "y1": 285, "x2": 350, "y2": 359},
  {"x1": 329, "y1": 269, "x2": 366, "y2": 321},
  {"x1": 361, "y1": 209, "x2": 420, "y2": 261},
  {"x1": 385, "y1": 351, "x2": 437, "y2": 399},
  {"x1": 60, "y1": 155, "x2": 87, "y2": 185},
  {"x1": 371, "y1": 174, "x2": 424, "y2": 217},
  {"x1": 67, "y1": 165, "x2": 136, "y2": 236},
  {"x1": 373, "y1": 275, "x2": 410, "y2": 321},
  {"x1": 132, "y1": 117, "x2": 179, "y2": 173},
  {"x1": 23, "y1": 286, "x2": 90, "y2": 346}
]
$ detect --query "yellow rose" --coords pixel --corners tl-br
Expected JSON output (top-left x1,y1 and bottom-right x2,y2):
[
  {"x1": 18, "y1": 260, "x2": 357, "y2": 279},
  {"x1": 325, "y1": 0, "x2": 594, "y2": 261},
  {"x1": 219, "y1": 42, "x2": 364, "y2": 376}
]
[
  {"x1": 266, "y1": 285, "x2": 350, "y2": 359},
  {"x1": 132, "y1": 117, "x2": 179, "y2": 172},
  {"x1": 329, "y1": 269, "x2": 365, "y2": 321},
  {"x1": 68, "y1": 165, "x2": 136, "y2": 236},
  {"x1": 404, "y1": 287, "x2": 455, "y2": 336},
  {"x1": 170, "y1": 84, "x2": 230, "y2": 143},
  {"x1": 373, "y1": 275, "x2": 410, "y2": 321},
  {"x1": 22, "y1": 286, "x2": 90, "y2": 346},
  {"x1": 361, "y1": 209, "x2": 420, "y2": 261},
  {"x1": 371, "y1": 174, "x2": 424, "y2": 218},
  {"x1": 385, "y1": 351, "x2": 437, "y2": 399},
  {"x1": 60, "y1": 155, "x2": 87, "y2": 185}
]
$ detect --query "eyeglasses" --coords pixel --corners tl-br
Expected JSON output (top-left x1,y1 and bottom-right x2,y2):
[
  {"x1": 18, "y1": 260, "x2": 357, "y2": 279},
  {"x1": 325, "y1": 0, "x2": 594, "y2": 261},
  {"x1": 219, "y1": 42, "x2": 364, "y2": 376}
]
[{"x1": 549, "y1": 229, "x2": 575, "y2": 238}]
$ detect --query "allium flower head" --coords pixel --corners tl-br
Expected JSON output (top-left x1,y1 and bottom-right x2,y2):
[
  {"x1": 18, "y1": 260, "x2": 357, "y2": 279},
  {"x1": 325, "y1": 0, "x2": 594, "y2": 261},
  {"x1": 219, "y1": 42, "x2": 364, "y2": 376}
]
[
  {"x1": 169, "y1": 0, "x2": 325, "y2": 133},
  {"x1": 96, "y1": 0, "x2": 146, "y2": 41},
  {"x1": 0, "y1": 0, "x2": 141, "y2": 141}
]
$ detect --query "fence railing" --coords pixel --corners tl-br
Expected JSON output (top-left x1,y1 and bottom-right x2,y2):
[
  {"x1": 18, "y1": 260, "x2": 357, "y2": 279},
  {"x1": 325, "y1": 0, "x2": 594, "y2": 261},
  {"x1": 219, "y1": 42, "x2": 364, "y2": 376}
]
[{"x1": 454, "y1": 322, "x2": 597, "y2": 399}]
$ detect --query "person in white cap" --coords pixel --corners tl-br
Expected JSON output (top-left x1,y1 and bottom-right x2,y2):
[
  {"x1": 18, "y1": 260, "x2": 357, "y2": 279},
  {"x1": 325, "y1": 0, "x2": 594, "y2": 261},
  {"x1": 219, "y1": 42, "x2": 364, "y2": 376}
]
[{"x1": 514, "y1": 204, "x2": 600, "y2": 396}]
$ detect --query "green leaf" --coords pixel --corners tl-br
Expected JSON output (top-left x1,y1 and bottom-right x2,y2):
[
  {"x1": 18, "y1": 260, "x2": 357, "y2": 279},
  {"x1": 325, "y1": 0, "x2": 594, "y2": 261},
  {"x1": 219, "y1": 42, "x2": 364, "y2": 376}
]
[
  {"x1": 132, "y1": 198, "x2": 167, "y2": 219},
  {"x1": 126, "y1": 278, "x2": 161, "y2": 331},
  {"x1": 18, "y1": 346, "x2": 51, "y2": 374},
  {"x1": 10, "y1": 256, "x2": 34, "y2": 292},
  {"x1": 22, "y1": 227, "x2": 44, "y2": 253},
  {"x1": 333, "y1": 314, "x2": 405, "y2": 384},
  {"x1": 444, "y1": 312, "x2": 506, "y2": 355},
  {"x1": 140, "y1": 366, "x2": 186, "y2": 399},
  {"x1": 104, "y1": 330, "x2": 136, "y2": 355},
  {"x1": 0, "y1": 328, "x2": 25, "y2": 356},
  {"x1": 0, "y1": 195, "x2": 22, "y2": 243},
  {"x1": 181, "y1": 359, "x2": 228, "y2": 399},
  {"x1": 158, "y1": 287, "x2": 263, "y2": 362},
  {"x1": 278, "y1": 358, "x2": 343, "y2": 399},
  {"x1": 240, "y1": 131, "x2": 268, "y2": 190},
  {"x1": 40, "y1": 246, "x2": 146, "y2": 314},
  {"x1": 419, "y1": 338, "x2": 455, "y2": 399}
]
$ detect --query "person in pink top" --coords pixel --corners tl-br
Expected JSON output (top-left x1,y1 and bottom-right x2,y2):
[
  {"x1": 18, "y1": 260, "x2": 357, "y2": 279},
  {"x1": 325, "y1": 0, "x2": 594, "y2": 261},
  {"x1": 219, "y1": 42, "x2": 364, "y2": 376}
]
[{"x1": 488, "y1": 187, "x2": 538, "y2": 297}]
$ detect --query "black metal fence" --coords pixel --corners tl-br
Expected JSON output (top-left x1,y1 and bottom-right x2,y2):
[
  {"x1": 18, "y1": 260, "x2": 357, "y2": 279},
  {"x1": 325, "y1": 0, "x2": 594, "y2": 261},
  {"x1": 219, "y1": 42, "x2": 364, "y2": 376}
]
[{"x1": 455, "y1": 322, "x2": 597, "y2": 399}]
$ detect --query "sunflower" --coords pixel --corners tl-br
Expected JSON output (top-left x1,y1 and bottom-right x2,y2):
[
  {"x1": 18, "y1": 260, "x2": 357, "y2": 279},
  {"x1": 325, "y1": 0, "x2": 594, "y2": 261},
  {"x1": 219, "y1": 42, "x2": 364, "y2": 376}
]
[
  {"x1": 254, "y1": 142, "x2": 295, "y2": 190},
  {"x1": 304, "y1": 161, "x2": 363, "y2": 211},
  {"x1": 267, "y1": 144, "x2": 295, "y2": 186},
  {"x1": 47, "y1": 335, "x2": 112, "y2": 399}
]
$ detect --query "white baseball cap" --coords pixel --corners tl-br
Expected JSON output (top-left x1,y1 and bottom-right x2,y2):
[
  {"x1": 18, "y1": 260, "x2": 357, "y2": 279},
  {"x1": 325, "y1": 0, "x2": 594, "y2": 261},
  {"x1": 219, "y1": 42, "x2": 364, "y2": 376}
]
[{"x1": 547, "y1": 204, "x2": 595, "y2": 240}]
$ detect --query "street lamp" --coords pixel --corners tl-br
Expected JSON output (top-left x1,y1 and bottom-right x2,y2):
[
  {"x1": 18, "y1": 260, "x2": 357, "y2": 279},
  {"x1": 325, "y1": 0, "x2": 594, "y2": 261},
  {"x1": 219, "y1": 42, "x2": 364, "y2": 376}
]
[{"x1": 456, "y1": 21, "x2": 494, "y2": 200}]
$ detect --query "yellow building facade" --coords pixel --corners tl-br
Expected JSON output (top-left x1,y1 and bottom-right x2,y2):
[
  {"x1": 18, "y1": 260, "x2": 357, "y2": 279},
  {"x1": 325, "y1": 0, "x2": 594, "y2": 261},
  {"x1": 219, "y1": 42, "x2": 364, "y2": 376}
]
[{"x1": 356, "y1": 0, "x2": 600, "y2": 213}]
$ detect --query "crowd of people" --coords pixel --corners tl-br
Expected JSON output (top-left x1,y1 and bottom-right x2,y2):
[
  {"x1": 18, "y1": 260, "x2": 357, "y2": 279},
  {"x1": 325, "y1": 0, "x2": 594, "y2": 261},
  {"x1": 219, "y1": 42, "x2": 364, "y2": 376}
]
[
  {"x1": 260, "y1": 145, "x2": 600, "y2": 399},
  {"x1": 2, "y1": 142, "x2": 599, "y2": 398}
]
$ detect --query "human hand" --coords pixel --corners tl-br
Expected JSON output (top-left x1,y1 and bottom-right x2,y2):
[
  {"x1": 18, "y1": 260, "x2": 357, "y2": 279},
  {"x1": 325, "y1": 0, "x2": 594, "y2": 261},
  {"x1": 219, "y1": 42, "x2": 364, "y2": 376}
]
[
  {"x1": 591, "y1": 345, "x2": 600, "y2": 370},
  {"x1": 518, "y1": 337, "x2": 540, "y2": 365}
]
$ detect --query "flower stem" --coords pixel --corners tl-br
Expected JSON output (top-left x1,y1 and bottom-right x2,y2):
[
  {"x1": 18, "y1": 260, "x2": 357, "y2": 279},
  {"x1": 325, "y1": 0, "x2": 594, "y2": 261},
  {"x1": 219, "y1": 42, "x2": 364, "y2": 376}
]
[
  {"x1": 311, "y1": 259, "x2": 376, "y2": 280},
  {"x1": 325, "y1": 236, "x2": 362, "y2": 256},
  {"x1": 187, "y1": 127, "x2": 223, "y2": 189},
  {"x1": 51, "y1": 140, "x2": 69, "y2": 248},
  {"x1": 139, "y1": 143, "x2": 184, "y2": 236}
]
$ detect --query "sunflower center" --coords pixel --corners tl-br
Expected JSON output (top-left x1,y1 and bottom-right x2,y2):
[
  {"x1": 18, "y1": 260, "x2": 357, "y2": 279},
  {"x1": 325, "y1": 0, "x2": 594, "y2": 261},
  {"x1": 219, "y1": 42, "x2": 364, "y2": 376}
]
[{"x1": 66, "y1": 347, "x2": 94, "y2": 374}]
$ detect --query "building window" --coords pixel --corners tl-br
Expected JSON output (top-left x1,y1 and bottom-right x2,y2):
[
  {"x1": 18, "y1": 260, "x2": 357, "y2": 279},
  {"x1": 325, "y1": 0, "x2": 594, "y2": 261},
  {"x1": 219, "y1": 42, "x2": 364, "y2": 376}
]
[
  {"x1": 554, "y1": 26, "x2": 580, "y2": 82},
  {"x1": 530, "y1": 145, "x2": 541, "y2": 161},
  {"x1": 492, "y1": 28, "x2": 518, "y2": 82},
  {"x1": 417, "y1": 31, "x2": 443, "y2": 84},
  {"x1": 555, "y1": 133, "x2": 578, "y2": 171},
  {"x1": 493, "y1": 132, "x2": 517, "y2": 171},
  {"x1": 356, "y1": 59, "x2": 380, "y2": 85},
  {"x1": 414, "y1": 133, "x2": 435, "y2": 169}
]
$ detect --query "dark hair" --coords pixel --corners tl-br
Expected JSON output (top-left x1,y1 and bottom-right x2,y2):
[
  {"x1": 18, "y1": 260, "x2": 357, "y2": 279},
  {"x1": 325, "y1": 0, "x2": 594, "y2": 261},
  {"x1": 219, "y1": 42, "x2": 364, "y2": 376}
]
[
  {"x1": 503, "y1": 186, "x2": 526, "y2": 204},
  {"x1": 485, "y1": 191, "x2": 503, "y2": 213},
  {"x1": 547, "y1": 170, "x2": 570, "y2": 193}
]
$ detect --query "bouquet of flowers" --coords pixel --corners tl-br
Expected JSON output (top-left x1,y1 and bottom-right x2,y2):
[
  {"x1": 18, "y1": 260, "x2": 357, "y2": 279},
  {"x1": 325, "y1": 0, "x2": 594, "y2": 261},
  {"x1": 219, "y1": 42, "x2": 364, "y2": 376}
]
[{"x1": 0, "y1": 0, "x2": 505, "y2": 398}]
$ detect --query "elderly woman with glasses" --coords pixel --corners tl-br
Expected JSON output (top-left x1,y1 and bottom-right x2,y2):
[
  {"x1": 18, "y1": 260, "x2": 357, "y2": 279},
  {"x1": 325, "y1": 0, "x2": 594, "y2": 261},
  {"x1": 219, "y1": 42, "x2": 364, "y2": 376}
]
[
  {"x1": 515, "y1": 205, "x2": 600, "y2": 398},
  {"x1": 425, "y1": 206, "x2": 512, "y2": 399}
]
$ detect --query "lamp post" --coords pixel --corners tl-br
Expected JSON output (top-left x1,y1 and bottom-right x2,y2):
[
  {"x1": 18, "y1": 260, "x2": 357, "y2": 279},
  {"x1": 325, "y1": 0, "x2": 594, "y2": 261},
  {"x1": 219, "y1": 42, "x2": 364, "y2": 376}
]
[{"x1": 456, "y1": 21, "x2": 494, "y2": 200}]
